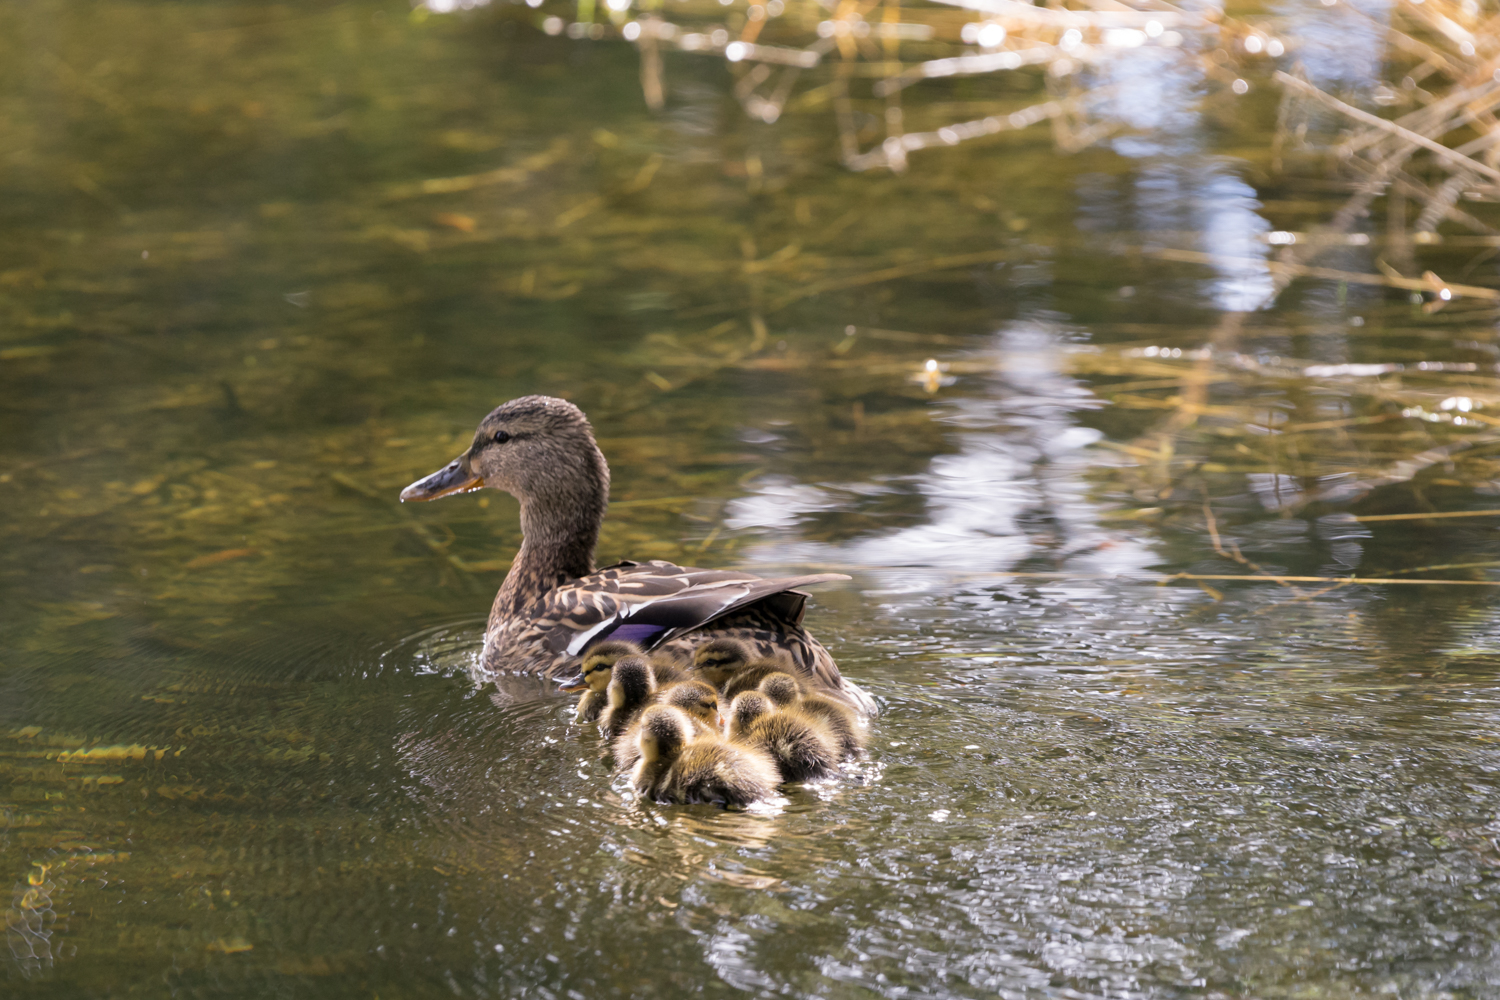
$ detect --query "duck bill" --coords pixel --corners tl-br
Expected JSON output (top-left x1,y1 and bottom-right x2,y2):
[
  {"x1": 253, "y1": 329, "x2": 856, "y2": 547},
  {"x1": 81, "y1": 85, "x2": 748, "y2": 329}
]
[
  {"x1": 399, "y1": 455, "x2": 482, "y2": 502},
  {"x1": 558, "y1": 676, "x2": 588, "y2": 693}
]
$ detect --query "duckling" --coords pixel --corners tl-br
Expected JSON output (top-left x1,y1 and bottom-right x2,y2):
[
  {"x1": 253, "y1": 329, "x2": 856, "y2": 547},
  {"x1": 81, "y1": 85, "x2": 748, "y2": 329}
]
[
  {"x1": 692, "y1": 638, "x2": 788, "y2": 699},
  {"x1": 629, "y1": 705, "x2": 780, "y2": 808},
  {"x1": 599, "y1": 655, "x2": 658, "y2": 739},
  {"x1": 560, "y1": 640, "x2": 639, "y2": 723},
  {"x1": 726, "y1": 690, "x2": 841, "y2": 783},
  {"x1": 757, "y1": 671, "x2": 865, "y2": 759},
  {"x1": 660, "y1": 679, "x2": 722, "y2": 732},
  {"x1": 612, "y1": 679, "x2": 723, "y2": 770},
  {"x1": 690, "y1": 637, "x2": 753, "y2": 689},
  {"x1": 562, "y1": 640, "x2": 683, "y2": 723},
  {"x1": 757, "y1": 671, "x2": 802, "y2": 708}
]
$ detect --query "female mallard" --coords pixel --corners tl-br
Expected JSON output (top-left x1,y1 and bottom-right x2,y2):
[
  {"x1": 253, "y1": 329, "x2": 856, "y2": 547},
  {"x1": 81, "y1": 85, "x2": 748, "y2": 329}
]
[{"x1": 400, "y1": 395, "x2": 874, "y2": 714}]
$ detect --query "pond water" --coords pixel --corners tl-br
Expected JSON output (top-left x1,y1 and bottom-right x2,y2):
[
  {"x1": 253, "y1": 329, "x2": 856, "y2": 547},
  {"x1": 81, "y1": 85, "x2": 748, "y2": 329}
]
[{"x1": 5, "y1": 1, "x2": 1500, "y2": 997}]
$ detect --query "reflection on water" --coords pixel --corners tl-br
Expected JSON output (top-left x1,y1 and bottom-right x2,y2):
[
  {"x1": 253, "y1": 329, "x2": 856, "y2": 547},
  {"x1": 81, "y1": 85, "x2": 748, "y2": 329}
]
[{"x1": 5, "y1": 0, "x2": 1500, "y2": 997}]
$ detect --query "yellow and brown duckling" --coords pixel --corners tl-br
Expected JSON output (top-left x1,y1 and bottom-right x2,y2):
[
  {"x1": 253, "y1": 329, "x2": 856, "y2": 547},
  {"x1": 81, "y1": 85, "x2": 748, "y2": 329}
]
[
  {"x1": 612, "y1": 679, "x2": 723, "y2": 771},
  {"x1": 758, "y1": 671, "x2": 865, "y2": 759},
  {"x1": 629, "y1": 705, "x2": 780, "y2": 808},
  {"x1": 691, "y1": 638, "x2": 786, "y2": 700},
  {"x1": 726, "y1": 690, "x2": 841, "y2": 783},
  {"x1": 599, "y1": 654, "x2": 658, "y2": 740},
  {"x1": 561, "y1": 640, "x2": 682, "y2": 723}
]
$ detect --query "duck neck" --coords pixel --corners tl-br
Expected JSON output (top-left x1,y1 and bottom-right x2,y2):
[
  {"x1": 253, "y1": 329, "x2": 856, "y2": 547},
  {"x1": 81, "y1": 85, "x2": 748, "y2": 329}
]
[{"x1": 492, "y1": 494, "x2": 603, "y2": 618}]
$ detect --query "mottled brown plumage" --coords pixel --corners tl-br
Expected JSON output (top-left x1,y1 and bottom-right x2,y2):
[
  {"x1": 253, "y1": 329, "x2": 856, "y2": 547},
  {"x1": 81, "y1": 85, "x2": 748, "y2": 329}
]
[{"x1": 399, "y1": 395, "x2": 874, "y2": 714}]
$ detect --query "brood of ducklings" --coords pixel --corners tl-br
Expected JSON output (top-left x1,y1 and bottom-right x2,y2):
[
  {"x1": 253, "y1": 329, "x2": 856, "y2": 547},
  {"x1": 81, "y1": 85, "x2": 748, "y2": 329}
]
[
  {"x1": 599, "y1": 655, "x2": 657, "y2": 740},
  {"x1": 629, "y1": 705, "x2": 780, "y2": 808},
  {"x1": 726, "y1": 691, "x2": 841, "y2": 783},
  {"x1": 758, "y1": 671, "x2": 865, "y2": 759},
  {"x1": 612, "y1": 679, "x2": 723, "y2": 771},
  {"x1": 691, "y1": 638, "x2": 786, "y2": 700},
  {"x1": 561, "y1": 639, "x2": 682, "y2": 723}
]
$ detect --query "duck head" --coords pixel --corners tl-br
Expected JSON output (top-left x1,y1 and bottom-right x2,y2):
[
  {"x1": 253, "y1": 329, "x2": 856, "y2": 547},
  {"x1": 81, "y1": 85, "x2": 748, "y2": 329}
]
[
  {"x1": 399, "y1": 395, "x2": 609, "y2": 513},
  {"x1": 661, "y1": 680, "x2": 723, "y2": 731},
  {"x1": 690, "y1": 637, "x2": 752, "y2": 688},
  {"x1": 605, "y1": 654, "x2": 656, "y2": 713},
  {"x1": 558, "y1": 639, "x2": 644, "y2": 694},
  {"x1": 757, "y1": 672, "x2": 802, "y2": 708},
  {"x1": 726, "y1": 690, "x2": 773, "y2": 739},
  {"x1": 636, "y1": 705, "x2": 689, "y2": 766}
]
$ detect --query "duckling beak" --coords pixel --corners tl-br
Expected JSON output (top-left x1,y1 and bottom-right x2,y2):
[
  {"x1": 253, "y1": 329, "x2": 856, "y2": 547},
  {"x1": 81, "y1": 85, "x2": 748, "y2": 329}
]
[
  {"x1": 558, "y1": 673, "x2": 588, "y2": 693},
  {"x1": 400, "y1": 454, "x2": 482, "y2": 502}
]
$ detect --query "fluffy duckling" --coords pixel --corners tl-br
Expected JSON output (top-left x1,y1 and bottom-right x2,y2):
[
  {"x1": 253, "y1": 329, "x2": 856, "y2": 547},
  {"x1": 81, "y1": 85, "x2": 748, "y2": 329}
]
[
  {"x1": 612, "y1": 679, "x2": 723, "y2": 770},
  {"x1": 563, "y1": 640, "x2": 685, "y2": 723},
  {"x1": 599, "y1": 655, "x2": 658, "y2": 739},
  {"x1": 757, "y1": 671, "x2": 802, "y2": 708},
  {"x1": 726, "y1": 691, "x2": 840, "y2": 783},
  {"x1": 629, "y1": 705, "x2": 780, "y2": 808},
  {"x1": 690, "y1": 637, "x2": 753, "y2": 689},
  {"x1": 561, "y1": 640, "x2": 639, "y2": 723},
  {"x1": 758, "y1": 671, "x2": 865, "y2": 759},
  {"x1": 692, "y1": 638, "x2": 788, "y2": 699}
]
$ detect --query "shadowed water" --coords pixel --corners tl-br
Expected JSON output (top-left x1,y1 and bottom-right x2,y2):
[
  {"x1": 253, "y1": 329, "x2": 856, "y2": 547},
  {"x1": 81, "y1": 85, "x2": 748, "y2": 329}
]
[{"x1": 4, "y1": 1, "x2": 1500, "y2": 997}]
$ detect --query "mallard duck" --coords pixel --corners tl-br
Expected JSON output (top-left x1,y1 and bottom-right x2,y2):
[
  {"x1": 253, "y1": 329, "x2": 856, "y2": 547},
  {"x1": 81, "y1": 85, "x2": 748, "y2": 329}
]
[
  {"x1": 725, "y1": 690, "x2": 840, "y2": 783},
  {"x1": 612, "y1": 679, "x2": 723, "y2": 771},
  {"x1": 757, "y1": 671, "x2": 865, "y2": 759},
  {"x1": 558, "y1": 639, "x2": 682, "y2": 723},
  {"x1": 399, "y1": 396, "x2": 874, "y2": 715},
  {"x1": 599, "y1": 654, "x2": 657, "y2": 739},
  {"x1": 691, "y1": 638, "x2": 786, "y2": 700},
  {"x1": 629, "y1": 705, "x2": 780, "y2": 807}
]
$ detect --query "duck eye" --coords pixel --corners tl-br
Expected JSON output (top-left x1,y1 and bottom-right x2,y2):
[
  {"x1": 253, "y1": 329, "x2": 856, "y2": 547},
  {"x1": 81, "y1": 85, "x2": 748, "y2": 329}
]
[{"x1": 493, "y1": 430, "x2": 511, "y2": 444}]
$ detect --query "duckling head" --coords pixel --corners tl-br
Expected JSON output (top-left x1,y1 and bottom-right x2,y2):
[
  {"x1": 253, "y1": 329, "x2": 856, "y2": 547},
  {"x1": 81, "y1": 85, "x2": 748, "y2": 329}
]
[
  {"x1": 691, "y1": 638, "x2": 752, "y2": 687},
  {"x1": 758, "y1": 672, "x2": 802, "y2": 708},
  {"x1": 662, "y1": 680, "x2": 723, "y2": 730},
  {"x1": 606, "y1": 654, "x2": 656, "y2": 712},
  {"x1": 399, "y1": 396, "x2": 609, "y2": 524},
  {"x1": 726, "y1": 690, "x2": 773, "y2": 739},
  {"x1": 636, "y1": 705, "x2": 690, "y2": 765},
  {"x1": 560, "y1": 639, "x2": 645, "y2": 693}
]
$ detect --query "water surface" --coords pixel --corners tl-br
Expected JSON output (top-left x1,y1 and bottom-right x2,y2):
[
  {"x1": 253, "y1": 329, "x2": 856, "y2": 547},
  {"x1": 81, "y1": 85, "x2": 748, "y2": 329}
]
[{"x1": 5, "y1": 2, "x2": 1500, "y2": 997}]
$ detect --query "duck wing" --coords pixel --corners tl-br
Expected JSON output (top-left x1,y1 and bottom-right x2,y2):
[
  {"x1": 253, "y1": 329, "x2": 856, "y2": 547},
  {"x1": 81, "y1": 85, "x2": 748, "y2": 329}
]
[{"x1": 532, "y1": 560, "x2": 849, "y2": 658}]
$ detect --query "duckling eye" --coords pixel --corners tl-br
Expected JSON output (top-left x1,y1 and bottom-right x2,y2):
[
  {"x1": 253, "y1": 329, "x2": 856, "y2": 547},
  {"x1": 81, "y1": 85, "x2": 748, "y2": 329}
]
[{"x1": 493, "y1": 430, "x2": 512, "y2": 444}]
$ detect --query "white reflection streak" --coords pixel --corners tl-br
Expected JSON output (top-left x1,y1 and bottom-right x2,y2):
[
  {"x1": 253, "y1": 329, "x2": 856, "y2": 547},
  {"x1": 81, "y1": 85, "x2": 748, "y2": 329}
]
[
  {"x1": 741, "y1": 323, "x2": 1158, "y2": 585},
  {"x1": 1099, "y1": 34, "x2": 1274, "y2": 312}
]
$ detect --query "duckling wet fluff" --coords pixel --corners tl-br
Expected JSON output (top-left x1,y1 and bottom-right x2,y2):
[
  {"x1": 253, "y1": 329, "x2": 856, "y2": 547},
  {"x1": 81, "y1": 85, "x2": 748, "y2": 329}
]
[
  {"x1": 631, "y1": 705, "x2": 779, "y2": 808},
  {"x1": 600, "y1": 654, "x2": 656, "y2": 739},
  {"x1": 727, "y1": 691, "x2": 841, "y2": 783}
]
